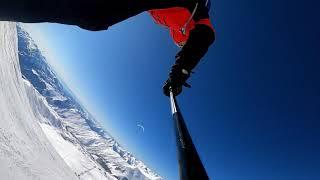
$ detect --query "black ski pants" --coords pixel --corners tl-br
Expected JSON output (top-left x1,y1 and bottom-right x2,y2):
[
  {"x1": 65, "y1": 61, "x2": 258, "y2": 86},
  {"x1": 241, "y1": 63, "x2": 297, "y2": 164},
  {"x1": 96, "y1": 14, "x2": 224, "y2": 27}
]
[{"x1": 0, "y1": 0, "x2": 190, "y2": 31}]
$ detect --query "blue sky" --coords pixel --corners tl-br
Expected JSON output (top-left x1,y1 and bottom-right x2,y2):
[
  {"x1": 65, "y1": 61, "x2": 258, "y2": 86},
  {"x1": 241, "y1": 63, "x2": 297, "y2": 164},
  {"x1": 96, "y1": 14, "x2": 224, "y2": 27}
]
[{"x1": 23, "y1": 0, "x2": 320, "y2": 179}]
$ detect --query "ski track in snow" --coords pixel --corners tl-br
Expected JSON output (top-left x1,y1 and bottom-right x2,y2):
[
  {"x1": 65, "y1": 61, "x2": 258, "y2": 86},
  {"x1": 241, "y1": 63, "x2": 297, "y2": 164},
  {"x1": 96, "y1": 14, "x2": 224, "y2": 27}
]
[{"x1": 0, "y1": 22, "x2": 78, "y2": 180}]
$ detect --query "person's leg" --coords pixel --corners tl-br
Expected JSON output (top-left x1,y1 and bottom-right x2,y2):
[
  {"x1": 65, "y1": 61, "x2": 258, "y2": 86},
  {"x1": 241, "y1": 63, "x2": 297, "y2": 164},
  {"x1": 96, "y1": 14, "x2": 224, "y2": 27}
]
[
  {"x1": 1, "y1": 0, "x2": 56, "y2": 22},
  {"x1": 0, "y1": 0, "x2": 191, "y2": 30},
  {"x1": 0, "y1": 0, "x2": 114, "y2": 30}
]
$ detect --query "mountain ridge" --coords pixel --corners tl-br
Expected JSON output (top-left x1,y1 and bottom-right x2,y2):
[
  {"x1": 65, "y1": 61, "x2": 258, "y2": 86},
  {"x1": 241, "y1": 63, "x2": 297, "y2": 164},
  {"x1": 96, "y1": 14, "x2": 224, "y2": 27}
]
[
  {"x1": 0, "y1": 21, "x2": 78, "y2": 180},
  {"x1": 18, "y1": 24, "x2": 162, "y2": 180}
]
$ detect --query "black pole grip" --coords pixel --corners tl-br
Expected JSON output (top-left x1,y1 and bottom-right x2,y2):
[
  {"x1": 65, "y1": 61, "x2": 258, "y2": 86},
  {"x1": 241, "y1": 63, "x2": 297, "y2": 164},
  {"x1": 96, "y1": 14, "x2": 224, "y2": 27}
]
[{"x1": 169, "y1": 91, "x2": 209, "y2": 180}]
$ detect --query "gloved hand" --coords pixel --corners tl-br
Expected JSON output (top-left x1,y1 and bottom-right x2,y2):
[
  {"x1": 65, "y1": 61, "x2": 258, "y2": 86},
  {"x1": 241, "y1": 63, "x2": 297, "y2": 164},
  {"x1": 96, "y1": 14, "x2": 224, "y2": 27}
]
[{"x1": 163, "y1": 63, "x2": 191, "y2": 97}]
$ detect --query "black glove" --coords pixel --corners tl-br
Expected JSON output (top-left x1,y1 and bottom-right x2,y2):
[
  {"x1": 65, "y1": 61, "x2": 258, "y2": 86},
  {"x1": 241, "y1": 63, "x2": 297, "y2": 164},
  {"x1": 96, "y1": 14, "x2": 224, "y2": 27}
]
[{"x1": 163, "y1": 63, "x2": 191, "y2": 97}]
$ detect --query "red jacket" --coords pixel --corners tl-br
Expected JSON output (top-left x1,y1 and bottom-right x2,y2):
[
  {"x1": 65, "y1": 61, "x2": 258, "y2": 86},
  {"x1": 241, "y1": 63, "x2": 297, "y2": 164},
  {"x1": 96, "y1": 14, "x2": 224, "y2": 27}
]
[{"x1": 149, "y1": 7, "x2": 214, "y2": 46}]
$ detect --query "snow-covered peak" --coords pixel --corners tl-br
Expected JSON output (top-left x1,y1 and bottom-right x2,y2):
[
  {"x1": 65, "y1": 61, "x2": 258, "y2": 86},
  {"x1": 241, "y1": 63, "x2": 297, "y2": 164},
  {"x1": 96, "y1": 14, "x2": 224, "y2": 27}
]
[
  {"x1": 18, "y1": 25, "x2": 162, "y2": 180},
  {"x1": 0, "y1": 22, "x2": 77, "y2": 180}
]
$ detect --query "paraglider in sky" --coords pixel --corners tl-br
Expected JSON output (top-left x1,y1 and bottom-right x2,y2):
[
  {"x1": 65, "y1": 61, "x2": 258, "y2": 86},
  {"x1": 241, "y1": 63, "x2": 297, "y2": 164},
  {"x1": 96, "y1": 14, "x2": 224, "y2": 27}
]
[{"x1": 137, "y1": 123, "x2": 145, "y2": 133}]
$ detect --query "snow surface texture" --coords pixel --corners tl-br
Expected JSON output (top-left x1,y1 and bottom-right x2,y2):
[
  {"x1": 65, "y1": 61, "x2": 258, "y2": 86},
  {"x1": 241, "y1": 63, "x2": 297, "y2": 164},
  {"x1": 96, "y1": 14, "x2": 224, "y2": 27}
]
[
  {"x1": 0, "y1": 22, "x2": 78, "y2": 180},
  {"x1": 18, "y1": 25, "x2": 162, "y2": 180}
]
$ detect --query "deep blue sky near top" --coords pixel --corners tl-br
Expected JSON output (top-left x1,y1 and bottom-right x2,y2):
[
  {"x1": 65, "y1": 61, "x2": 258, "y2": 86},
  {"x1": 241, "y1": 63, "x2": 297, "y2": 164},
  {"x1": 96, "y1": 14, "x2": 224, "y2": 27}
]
[{"x1": 23, "y1": 0, "x2": 320, "y2": 179}]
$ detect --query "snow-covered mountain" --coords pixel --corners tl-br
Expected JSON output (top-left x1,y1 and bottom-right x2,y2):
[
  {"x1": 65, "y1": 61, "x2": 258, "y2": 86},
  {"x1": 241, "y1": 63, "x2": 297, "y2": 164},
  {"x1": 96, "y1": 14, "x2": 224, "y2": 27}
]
[
  {"x1": 17, "y1": 24, "x2": 162, "y2": 180},
  {"x1": 0, "y1": 22, "x2": 78, "y2": 180}
]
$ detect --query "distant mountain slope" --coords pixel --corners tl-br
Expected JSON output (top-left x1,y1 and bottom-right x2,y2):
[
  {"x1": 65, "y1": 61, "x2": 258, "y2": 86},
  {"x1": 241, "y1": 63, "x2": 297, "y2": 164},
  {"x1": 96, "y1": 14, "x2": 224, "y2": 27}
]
[
  {"x1": 0, "y1": 22, "x2": 77, "y2": 180},
  {"x1": 17, "y1": 24, "x2": 162, "y2": 180}
]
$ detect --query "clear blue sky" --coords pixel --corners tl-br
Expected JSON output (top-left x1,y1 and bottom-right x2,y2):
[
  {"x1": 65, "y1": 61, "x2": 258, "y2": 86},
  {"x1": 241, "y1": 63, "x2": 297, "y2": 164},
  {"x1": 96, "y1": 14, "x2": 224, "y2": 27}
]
[{"x1": 23, "y1": 0, "x2": 320, "y2": 179}]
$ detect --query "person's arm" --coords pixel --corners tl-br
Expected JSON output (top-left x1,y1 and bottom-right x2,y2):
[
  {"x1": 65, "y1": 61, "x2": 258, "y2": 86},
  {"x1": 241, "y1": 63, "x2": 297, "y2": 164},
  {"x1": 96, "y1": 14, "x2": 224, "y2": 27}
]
[
  {"x1": 163, "y1": 1, "x2": 215, "y2": 96},
  {"x1": 163, "y1": 23, "x2": 215, "y2": 96},
  {"x1": 175, "y1": 23, "x2": 215, "y2": 73}
]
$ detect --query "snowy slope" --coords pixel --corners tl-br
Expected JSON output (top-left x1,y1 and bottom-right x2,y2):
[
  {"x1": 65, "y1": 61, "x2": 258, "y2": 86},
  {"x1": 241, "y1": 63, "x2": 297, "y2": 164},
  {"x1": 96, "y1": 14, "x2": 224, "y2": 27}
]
[
  {"x1": 18, "y1": 25, "x2": 162, "y2": 180},
  {"x1": 0, "y1": 22, "x2": 77, "y2": 180}
]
